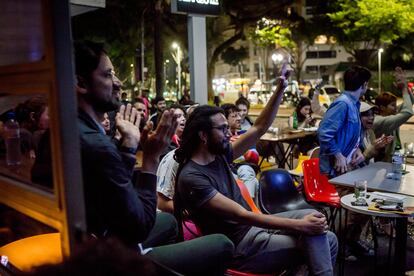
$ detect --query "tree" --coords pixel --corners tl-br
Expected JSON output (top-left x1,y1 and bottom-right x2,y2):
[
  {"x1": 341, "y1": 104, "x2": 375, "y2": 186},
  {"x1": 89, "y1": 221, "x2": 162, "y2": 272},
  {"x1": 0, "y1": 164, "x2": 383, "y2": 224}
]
[
  {"x1": 206, "y1": 0, "x2": 295, "y2": 100},
  {"x1": 221, "y1": 46, "x2": 248, "y2": 77},
  {"x1": 325, "y1": 0, "x2": 414, "y2": 67},
  {"x1": 247, "y1": 18, "x2": 295, "y2": 80}
]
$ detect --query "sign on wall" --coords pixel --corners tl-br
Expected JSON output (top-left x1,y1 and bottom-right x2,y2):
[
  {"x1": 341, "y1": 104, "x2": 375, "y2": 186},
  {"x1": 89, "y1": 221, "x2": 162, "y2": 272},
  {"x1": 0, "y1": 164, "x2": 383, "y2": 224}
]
[{"x1": 171, "y1": 0, "x2": 221, "y2": 16}]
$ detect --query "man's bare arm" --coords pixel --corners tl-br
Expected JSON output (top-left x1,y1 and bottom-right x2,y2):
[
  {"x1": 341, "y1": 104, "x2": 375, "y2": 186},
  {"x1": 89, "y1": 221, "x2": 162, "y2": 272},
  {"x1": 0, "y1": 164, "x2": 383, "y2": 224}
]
[
  {"x1": 232, "y1": 77, "x2": 287, "y2": 159},
  {"x1": 203, "y1": 192, "x2": 327, "y2": 235}
]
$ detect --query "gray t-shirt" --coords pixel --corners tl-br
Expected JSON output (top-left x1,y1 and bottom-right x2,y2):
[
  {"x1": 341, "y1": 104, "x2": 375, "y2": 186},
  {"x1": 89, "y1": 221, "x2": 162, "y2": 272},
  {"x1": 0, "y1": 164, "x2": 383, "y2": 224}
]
[{"x1": 177, "y1": 145, "x2": 251, "y2": 245}]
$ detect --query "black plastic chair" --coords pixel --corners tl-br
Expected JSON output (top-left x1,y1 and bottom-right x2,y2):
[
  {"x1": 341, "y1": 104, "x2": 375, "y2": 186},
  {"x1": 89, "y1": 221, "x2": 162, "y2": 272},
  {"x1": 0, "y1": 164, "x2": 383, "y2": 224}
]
[{"x1": 258, "y1": 168, "x2": 314, "y2": 214}]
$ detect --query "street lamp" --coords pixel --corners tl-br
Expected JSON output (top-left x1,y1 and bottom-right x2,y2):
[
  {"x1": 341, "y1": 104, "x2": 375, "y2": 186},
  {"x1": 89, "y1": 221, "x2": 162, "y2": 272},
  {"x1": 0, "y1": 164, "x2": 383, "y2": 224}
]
[
  {"x1": 172, "y1": 42, "x2": 183, "y2": 99},
  {"x1": 271, "y1": 53, "x2": 283, "y2": 77},
  {"x1": 378, "y1": 48, "x2": 384, "y2": 93}
]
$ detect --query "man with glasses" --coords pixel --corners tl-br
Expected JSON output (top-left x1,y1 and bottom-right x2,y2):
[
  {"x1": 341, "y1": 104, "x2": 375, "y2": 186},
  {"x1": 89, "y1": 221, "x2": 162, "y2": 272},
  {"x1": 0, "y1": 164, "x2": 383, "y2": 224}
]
[
  {"x1": 175, "y1": 69, "x2": 337, "y2": 275},
  {"x1": 74, "y1": 41, "x2": 234, "y2": 275}
]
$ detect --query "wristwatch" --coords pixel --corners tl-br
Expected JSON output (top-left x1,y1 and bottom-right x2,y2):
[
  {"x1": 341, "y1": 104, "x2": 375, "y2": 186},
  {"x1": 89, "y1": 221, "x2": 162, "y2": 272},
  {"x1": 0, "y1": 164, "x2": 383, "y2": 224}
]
[{"x1": 119, "y1": 146, "x2": 138, "y2": 155}]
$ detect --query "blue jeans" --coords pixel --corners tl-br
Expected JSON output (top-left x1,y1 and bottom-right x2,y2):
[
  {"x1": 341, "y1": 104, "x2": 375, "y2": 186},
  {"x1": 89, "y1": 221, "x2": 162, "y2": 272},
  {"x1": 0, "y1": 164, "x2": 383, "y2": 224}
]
[{"x1": 231, "y1": 209, "x2": 338, "y2": 275}]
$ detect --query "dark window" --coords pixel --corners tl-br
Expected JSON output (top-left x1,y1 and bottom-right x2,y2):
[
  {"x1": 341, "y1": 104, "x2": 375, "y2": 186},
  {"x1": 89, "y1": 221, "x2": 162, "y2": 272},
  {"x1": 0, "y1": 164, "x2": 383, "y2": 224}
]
[
  {"x1": 306, "y1": 66, "x2": 318, "y2": 74},
  {"x1": 306, "y1": 0, "x2": 319, "y2": 6},
  {"x1": 319, "y1": 65, "x2": 329, "y2": 73},
  {"x1": 306, "y1": 51, "x2": 317, "y2": 59},
  {"x1": 306, "y1": 50, "x2": 336, "y2": 59}
]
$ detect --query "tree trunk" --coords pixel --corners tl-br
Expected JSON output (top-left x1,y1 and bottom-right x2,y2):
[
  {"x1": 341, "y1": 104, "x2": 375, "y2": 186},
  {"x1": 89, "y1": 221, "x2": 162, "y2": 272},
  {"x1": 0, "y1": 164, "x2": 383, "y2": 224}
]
[{"x1": 154, "y1": 0, "x2": 163, "y2": 97}]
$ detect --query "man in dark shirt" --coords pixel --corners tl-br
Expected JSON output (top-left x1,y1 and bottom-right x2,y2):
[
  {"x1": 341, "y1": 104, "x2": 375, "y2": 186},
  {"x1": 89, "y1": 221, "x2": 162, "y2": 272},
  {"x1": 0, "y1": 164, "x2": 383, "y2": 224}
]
[
  {"x1": 74, "y1": 41, "x2": 233, "y2": 275},
  {"x1": 148, "y1": 96, "x2": 166, "y2": 129},
  {"x1": 176, "y1": 71, "x2": 337, "y2": 275}
]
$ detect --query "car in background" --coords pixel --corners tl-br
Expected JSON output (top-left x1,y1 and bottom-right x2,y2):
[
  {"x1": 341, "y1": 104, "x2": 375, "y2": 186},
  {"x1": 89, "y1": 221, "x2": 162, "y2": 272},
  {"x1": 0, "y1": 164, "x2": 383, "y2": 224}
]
[{"x1": 321, "y1": 85, "x2": 341, "y2": 102}]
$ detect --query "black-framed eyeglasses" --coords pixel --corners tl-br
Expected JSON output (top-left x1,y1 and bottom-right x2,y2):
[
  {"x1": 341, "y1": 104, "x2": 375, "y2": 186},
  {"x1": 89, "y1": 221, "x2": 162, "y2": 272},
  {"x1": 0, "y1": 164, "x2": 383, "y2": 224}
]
[{"x1": 211, "y1": 125, "x2": 230, "y2": 134}]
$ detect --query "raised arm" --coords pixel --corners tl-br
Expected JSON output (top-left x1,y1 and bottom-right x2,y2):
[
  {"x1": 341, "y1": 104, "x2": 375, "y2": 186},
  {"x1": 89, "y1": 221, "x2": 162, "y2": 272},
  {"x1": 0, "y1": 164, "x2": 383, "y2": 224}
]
[
  {"x1": 231, "y1": 77, "x2": 287, "y2": 159},
  {"x1": 374, "y1": 67, "x2": 414, "y2": 132},
  {"x1": 311, "y1": 89, "x2": 327, "y2": 116}
]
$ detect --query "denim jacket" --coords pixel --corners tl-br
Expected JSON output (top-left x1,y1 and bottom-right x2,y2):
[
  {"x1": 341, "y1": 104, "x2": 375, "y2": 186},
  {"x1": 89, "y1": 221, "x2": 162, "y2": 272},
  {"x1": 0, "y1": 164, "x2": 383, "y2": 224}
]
[{"x1": 318, "y1": 92, "x2": 361, "y2": 177}]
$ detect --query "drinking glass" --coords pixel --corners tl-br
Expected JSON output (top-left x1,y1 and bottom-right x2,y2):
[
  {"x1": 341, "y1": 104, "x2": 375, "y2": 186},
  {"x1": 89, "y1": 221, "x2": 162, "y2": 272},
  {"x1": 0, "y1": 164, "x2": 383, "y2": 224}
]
[{"x1": 354, "y1": 180, "x2": 367, "y2": 202}]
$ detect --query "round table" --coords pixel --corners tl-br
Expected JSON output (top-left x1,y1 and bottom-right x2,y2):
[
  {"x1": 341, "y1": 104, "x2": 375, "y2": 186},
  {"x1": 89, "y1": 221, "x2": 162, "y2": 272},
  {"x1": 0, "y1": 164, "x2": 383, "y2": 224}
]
[{"x1": 340, "y1": 193, "x2": 414, "y2": 276}]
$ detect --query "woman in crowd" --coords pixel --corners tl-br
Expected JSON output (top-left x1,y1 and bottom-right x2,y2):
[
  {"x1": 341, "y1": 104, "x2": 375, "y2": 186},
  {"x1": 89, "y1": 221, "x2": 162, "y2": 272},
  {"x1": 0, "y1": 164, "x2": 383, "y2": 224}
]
[
  {"x1": 291, "y1": 97, "x2": 316, "y2": 129},
  {"x1": 291, "y1": 97, "x2": 318, "y2": 155},
  {"x1": 373, "y1": 67, "x2": 414, "y2": 161},
  {"x1": 15, "y1": 96, "x2": 49, "y2": 157},
  {"x1": 359, "y1": 102, "x2": 393, "y2": 164}
]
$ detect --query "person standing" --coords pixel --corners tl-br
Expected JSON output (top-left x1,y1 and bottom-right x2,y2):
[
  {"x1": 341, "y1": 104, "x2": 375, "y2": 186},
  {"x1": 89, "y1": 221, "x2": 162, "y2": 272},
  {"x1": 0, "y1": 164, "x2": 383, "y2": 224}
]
[{"x1": 318, "y1": 66, "x2": 371, "y2": 177}]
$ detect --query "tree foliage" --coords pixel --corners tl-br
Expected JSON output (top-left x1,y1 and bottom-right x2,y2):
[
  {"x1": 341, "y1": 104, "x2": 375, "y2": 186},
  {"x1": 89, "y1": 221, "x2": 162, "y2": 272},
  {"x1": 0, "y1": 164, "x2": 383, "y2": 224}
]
[
  {"x1": 249, "y1": 18, "x2": 295, "y2": 49},
  {"x1": 221, "y1": 46, "x2": 248, "y2": 66},
  {"x1": 221, "y1": 46, "x2": 248, "y2": 77},
  {"x1": 326, "y1": 0, "x2": 414, "y2": 67}
]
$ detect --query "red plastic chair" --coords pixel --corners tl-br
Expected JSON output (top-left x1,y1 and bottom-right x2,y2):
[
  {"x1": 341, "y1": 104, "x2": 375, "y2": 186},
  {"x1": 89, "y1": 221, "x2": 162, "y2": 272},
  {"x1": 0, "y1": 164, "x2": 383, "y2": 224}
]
[{"x1": 302, "y1": 158, "x2": 341, "y2": 230}]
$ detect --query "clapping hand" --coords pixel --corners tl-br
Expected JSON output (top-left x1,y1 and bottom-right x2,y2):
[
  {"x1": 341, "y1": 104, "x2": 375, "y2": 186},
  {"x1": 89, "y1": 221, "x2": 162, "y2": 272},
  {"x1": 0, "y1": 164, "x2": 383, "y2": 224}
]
[
  {"x1": 116, "y1": 104, "x2": 141, "y2": 149},
  {"x1": 374, "y1": 134, "x2": 393, "y2": 150},
  {"x1": 140, "y1": 110, "x2": 178, "y2": 173}
]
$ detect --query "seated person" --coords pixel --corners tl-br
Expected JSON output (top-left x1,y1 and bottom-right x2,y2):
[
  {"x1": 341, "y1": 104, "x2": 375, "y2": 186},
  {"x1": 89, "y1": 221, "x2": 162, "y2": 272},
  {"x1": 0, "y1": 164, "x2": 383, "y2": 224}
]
[
  {"x1": 359, "y1": 102, "x2": 393, "y2": 164},
  {"x1": 176, "y1": 73, "x2": 337, "y2": 275},
  {"x1": 373, "y1": 67, "x2": 414, "y2": 161},
  {"x1": 73, "y1": 41, "x2": 234, "y2": 275},
  {"x1": 291, "y1": 97, "x2": 317, "y2": 129},
  {"x1": 221, "y1": 103, "x2": 259, "y2": 199},
  {"x1": 235, "y1": 97, "x2": 253, "y2": 131},
  {"x1": 290, "y1": 97, "x2": 318, "y2": 154},
  {"x1": 101, "y1": 113, "x2": 111, "y2": 135},
  {"x1": 15, "y1": 96, "x2": 49, "y2": 157},
  {"x1": 133, "y1": 97, "x2": 148, "y2": 131},
  {"x1": 159, "y1": 104, "x2": 186, "y2": 160}
]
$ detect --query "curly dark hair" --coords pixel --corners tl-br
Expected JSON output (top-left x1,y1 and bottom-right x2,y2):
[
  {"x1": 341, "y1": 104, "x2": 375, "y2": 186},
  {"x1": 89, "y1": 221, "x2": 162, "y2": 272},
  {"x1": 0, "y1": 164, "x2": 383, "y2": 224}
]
[{"x1": 174, "y1": 105, "x2": 224, "y2": 165}]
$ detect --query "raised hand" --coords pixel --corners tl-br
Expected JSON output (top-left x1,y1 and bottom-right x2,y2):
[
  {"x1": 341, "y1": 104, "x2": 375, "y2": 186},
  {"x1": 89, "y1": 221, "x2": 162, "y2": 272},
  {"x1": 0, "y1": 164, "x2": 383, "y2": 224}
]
[
  {"x1": 394, "y1": 67, "x2": 406, "y2": 89},
  {"x1": 140, "y1": 110, "x2": 178, "y2": 173},
  {"x1": 116, "y1": 104, "x2": 141, "y2": 149}
]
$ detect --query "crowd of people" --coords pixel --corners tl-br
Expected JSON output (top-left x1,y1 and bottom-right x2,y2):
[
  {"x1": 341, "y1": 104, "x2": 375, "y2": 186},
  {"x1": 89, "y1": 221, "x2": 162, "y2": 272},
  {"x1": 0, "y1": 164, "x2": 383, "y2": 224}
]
[
  {"x1": 68, "y1": 41, "x2": 337, "y2": 275},
  {"x1": 2, "y1": 39, "x2": 414, "y2": 275}
]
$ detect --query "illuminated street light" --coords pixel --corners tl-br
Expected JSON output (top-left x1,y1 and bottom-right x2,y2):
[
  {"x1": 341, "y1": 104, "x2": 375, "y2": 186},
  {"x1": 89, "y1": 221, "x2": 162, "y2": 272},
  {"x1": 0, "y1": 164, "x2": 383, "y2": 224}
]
[
  {"x1": 271, "y1": 53, "x2": 284, "y2": 77},
  {"x1": 271, "y1": 53, "x2": 283, "y2": 63},
  {"x1": 378, "y1": 48, "x2": 384, "y2": 93}
]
